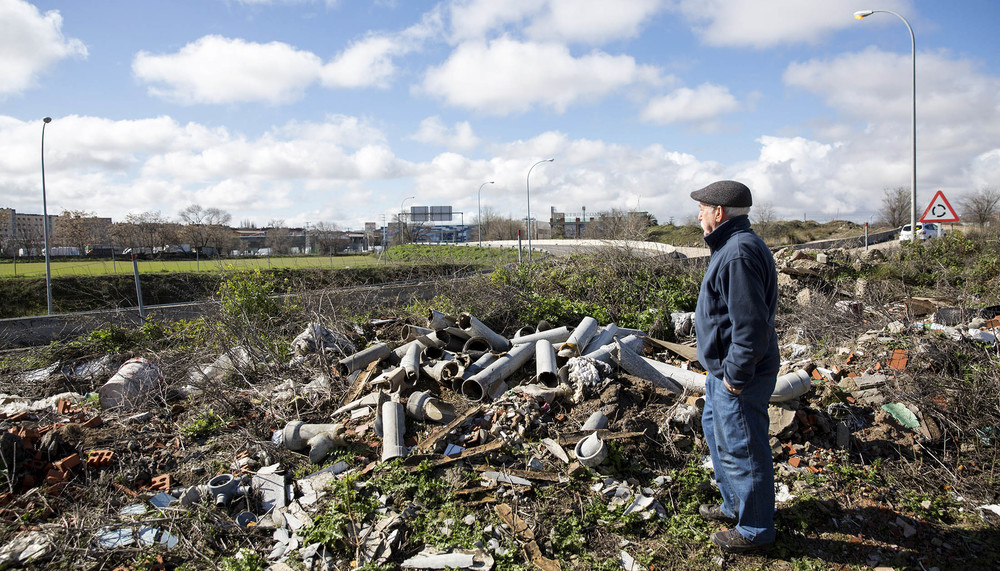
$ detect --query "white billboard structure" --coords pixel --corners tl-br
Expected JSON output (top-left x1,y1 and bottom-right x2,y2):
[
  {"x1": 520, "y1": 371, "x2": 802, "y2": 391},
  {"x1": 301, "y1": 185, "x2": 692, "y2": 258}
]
[{"x1": 402, "y1": 205, "x2": 469, "y2": 243}]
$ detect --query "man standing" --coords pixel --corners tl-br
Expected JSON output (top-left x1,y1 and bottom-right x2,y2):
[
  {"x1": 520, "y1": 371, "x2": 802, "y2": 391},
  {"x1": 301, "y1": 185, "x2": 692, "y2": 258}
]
[{"x1": 690, "y1": 180, "x2": 779, "y2": 553}]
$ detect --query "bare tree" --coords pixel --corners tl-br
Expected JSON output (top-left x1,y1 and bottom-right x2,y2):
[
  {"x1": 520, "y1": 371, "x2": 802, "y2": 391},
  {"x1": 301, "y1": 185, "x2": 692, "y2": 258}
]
[
  {"x1": 53, "y1": 210, "x2": 111, "y2": 253},
  {"x1": 310, "y1": 221, "x2": 345, "y2": 254},
  {"x1": 111, "y1": 211, "x2": 176, "y2": 255},
  {"x1": 484, "y1": 215, "x2": 526, "y2": 241},
  {"x1": 960, "y1": 186, "x2": 1000, "y2": 226},
  {"x1": 265, "y1": 219, "x2": 293, "y2": 254},
  {"x1": 879, "y1": 187, "x2": 910, "y2": 228},
  {"x1": 179, "y1": 204, "x2": 233, "y2": 256},
  {"x1": 583, "y1": 208, "x2": 652, "y2": 240}
]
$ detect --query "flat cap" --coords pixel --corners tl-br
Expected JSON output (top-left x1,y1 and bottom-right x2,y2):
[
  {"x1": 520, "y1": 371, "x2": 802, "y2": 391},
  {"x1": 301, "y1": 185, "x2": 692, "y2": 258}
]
[{"x1": 690, "y1": 180, "x2": 752, "y2": 207}]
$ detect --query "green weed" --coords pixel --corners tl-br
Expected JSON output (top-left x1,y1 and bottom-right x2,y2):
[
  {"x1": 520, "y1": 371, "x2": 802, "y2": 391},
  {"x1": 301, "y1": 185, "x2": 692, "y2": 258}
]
[{"x1": 180, "y1": 409, "x2": 228, "y2": 439}]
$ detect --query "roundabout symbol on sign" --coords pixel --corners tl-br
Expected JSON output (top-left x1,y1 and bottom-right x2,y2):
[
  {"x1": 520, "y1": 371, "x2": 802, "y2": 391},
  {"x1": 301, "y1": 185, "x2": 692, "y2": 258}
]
[{"x1": 920, "y1": 190, "x2": 960, "y2": 223}]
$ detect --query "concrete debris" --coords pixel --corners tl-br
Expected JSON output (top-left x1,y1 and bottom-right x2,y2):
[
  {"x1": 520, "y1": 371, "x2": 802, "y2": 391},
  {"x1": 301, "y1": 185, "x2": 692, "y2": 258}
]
[
  {"x1": 0, "y1": 530, "x2": 56, "y2": 566},
  {"x1": 5, "y1": 299, "x2": 995, "y2": 570},
  {"x1": 290, "y1": 322, "x2": 356, "y2": 361},
  {"x1": 620, "y1": 550, "x2": 647, "y2": 571},
  {"x1": 401, "y1": 546, "x2": 494, "y2": 570},
  {"x1": 98, "y1": 357, "x2": 163, "y2": 411},
  {"x1": 768, "y1": 404, "x2": 798, "y2": 438}
]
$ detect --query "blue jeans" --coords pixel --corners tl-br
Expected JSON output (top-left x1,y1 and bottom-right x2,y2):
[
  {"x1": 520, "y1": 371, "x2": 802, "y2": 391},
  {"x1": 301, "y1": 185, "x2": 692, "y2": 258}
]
[{"x1": 702, "y1": 372, "x2": 777, "y2": 544}]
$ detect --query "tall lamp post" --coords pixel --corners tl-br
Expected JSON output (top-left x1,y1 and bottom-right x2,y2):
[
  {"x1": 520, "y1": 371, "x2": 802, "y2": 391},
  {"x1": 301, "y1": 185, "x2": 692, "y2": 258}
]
[
  {"x1": 399, "y1": 196, "x2": 414, "y2": 246},
  {"x1": 525, "y1": 159, "x2": 553, "y2": 263},
  {"x1": 41, "y1": 117, "x2": 53, "y2": 315},
  {"x1": 854, "y1": 9, "x2": 917, "y2": 239},
  {"x1": 477, "y1": 181, "x2": 494, "y2": 247}
]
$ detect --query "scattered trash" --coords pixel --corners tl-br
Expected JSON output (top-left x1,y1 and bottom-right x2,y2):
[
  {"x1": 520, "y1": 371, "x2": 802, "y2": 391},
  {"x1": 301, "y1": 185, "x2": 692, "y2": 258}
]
[{"x1": 98, "y1": 357, "x2": 163, "y2": 411}]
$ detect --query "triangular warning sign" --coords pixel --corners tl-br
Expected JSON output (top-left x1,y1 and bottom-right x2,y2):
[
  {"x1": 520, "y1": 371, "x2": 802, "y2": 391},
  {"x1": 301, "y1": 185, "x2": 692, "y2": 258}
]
[{"x1": 920, "y1": 190, "x2": 960, "y2": 223}]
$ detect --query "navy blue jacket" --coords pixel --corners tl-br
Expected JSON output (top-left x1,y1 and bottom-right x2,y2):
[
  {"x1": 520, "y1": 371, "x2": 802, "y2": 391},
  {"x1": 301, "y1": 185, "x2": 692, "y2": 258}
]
[{"x1": 695, "y1": 215, "x2": 779, "y2": 389}]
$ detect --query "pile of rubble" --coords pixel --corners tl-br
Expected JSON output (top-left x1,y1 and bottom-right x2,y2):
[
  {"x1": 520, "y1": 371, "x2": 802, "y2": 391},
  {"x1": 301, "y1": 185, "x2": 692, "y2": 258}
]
[{"x1": 1, "y1": 296, "x2": 998, "y2": 569}]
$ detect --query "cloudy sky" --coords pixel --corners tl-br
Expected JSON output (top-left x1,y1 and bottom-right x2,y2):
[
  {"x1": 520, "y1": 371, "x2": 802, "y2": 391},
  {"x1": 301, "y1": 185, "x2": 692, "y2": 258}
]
[{"x1": 1, "y1": 0, "x2": 998, "y2": 230}]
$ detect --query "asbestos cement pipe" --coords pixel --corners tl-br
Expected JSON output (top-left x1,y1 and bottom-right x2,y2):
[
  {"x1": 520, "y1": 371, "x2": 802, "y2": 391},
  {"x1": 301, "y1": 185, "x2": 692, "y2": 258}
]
[
  {"x1": 427, "y1": 308, "x2": 457, "y2": 330},
  {"x1": 640, "y1": 358, "x2": 710, "y2": 394},
  {"x1": 770, "y1": 369, "x2": 812, "y2": 402},
  {"x1": 615, "y1": 327, "x2": 648, "y2": 339},
  {"x1": 401, "y1": 324, "x2": 435, "y2": 342},
  {"x1": 381, "y1": 401, "x2": 406, "y2": 462},
  {"x1": 461, "y1": 341, "x2": 536, "y2": 401},
  {"x1": 510, "y1": 325, "x2": 574, "y2": 346},
  {"x1": 454, "y1": 352, "x2": 496, "y2": 392},
  {"x1": 580, "y1": 334, "x2": 642, "y2": 366},
  {"x1": 642, "y1": 358, "x2": 811, "y2": 402},
  {"x1": 459, "y1": 313, "x2": 511, "y2": 352},
  {"x1": 583, "y1": 323, "x2": 618, "y2": 355},
  {"x1": 610, "y1": 339, "x2": 683, "y2": 395},
  {"x1": 512, "y1": 325, "x2": 537, "y2": 339},
  {"x1": 534, "y1": 339, "x2": 559, "y2": 387},
  {"x1": 558, "y1": 316, "x2": 599, "y2": 358},
  {"x1": 462, "y1": 336, "x2": 492, "y2": 354},
  {"x1": 337, "y1": 342, "x2": 391, "y2": 376},
  {"x1": 370, "y1": 366, "x2": 407, "y2": 392},
  {"x1": 391, "y1": 330, "x2": 451, "y2": 362},
  {"x1": 400, "y1": 342, "x2": 421, "y2": 384},
  {"x1": 422, "y1": 359, "x2": 463, "y2": 383}
]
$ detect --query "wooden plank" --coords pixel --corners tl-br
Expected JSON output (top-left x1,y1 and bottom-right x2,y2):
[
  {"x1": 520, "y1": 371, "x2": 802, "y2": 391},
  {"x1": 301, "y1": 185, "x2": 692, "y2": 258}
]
[
  {"x1": 646, "y1": 336, "x2": 699, "y2": 363},
  {"x1": 495, "y1": 504, "x2": 561, "y2": 571},
  {"x1": 413, "y1": 404, "x2": 482, "y2": 454}
]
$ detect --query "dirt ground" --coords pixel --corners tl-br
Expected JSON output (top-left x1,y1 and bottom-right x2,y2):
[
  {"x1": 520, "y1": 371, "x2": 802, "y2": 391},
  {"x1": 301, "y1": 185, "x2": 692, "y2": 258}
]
[{"x1": 1, "y1": 256, "x2": 1000, "y2": 570}]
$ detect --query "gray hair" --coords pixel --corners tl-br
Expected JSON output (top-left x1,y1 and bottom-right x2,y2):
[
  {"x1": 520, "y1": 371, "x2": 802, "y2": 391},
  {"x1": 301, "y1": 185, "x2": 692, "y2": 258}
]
[{"x1": 724, "y1": 205, "x2": 751, "y2": 218}]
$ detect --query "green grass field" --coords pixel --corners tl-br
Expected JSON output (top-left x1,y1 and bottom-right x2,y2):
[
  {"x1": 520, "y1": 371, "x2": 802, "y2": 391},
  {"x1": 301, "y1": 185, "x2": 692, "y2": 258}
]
[{"x1": 0, "y1": 254, "x2": 381, "y2": 278}]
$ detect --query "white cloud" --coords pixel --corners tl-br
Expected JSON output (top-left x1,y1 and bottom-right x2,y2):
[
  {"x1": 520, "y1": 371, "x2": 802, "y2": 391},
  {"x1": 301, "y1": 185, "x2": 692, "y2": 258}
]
[
  {"x1": 322, "y1": 9, "x2": 441, "y2": 88},
  {"x1": 640, "y1": 83, "x2": 740, "y2": 126},
  {"x1": 133, "y1": 35, "x2": 323, "y2": 104},
  {"x1": 448, "y1": 0, "x2": 663, "y2": 44},
  {"x1": 784, "y1": 47, "x2": 1000, "y2": 196},
  {"x1": 410, "y1": 116, "x2": 481, "y2": 150},
  {"x1": 422, "y1": 37, "x2": 663, "y2": 114},
  {"x1": 0, "y1": 0, "x2": 87, "y2": 95},
  {"x1": 321, "y1": 36, "x2": 402, "y2": 89},
  {"x1": 668, "y1": 0, "x2": 913, "y2": 48},
  {"x1": 525, "y1": 0, "x2": 662, "y2": 44},
  {"x1": 448, "y1": 0, "x2": 541, "y2": 43},
  {"x1": 0, "y1": 113, "x2": 416, "y2": 227}
]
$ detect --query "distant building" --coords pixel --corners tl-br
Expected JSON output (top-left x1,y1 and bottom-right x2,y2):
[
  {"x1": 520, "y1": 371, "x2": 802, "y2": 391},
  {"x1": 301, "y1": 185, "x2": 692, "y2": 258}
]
[
  {"x1": 0, "y1": 208, "x2": 57, "y2": 242},
  {"x1": 549, "y1": 206, "x2": 594, "y2": 238}
]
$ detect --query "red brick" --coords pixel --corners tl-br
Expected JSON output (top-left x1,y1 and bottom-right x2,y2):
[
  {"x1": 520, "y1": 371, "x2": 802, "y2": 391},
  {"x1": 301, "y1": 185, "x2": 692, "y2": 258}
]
[
  {"x1": 113, "y1": 483, "x2": 138, "y2": 498},
  {"x1": 81, "y1": 415, "x2": 104, "y2": 429},
  {"x1": 44, "y1": 469, "x2": 68, "y2": 485},
  {"x1": 54, "y1": 453, "x2": 81, "y2": 472},
  {"x1": 86, "y1": 449, "x2": 115, "y2": 468},
  {"x1": 149, "y1": 474, "x2": 172, "y2": 491},
  {"x1": 788, "y1": 457, "x2": 802, "y2": 467},
  {"x1": 8, "y1": 411, "x2": 29, "y2": 422},
  {"x1": 57, "y1": 399, "x2": 71, "y2": 414},
  {"x1": 888, "y1": 349, "x2": 908, "y2": 371}
]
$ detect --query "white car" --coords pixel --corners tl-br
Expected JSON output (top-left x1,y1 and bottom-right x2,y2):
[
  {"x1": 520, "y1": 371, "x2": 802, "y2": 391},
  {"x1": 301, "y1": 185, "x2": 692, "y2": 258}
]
[{"x1": 899, "y1": 222, "x2": 944, "y2": 241}]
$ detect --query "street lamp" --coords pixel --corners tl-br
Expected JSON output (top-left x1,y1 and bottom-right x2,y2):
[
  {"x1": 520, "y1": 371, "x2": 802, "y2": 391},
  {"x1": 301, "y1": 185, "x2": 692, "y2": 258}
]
[
  {"x1": 477, "y1": 181, "x2": 494, "y2": 247},
  {"x1": 41, "y1": 117, "x2": 53, "y2": 315},
  {"x1": 854, "y1": 9, "x2": 917, "y2": 239},
  {"x1": 399, "y1": 196, "x2": 414, "y2": 246},
  {"x1": 526, "y1": 159, "x2": 553, "y2": 263}
]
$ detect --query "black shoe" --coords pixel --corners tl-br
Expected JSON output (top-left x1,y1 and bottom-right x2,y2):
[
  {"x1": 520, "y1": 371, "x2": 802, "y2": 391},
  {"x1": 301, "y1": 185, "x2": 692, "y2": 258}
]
[
  {"x1": 699, "y1": 504, "x2": 736, "y2": 523},
  {"x1": 711, "y1": 528, "x2": 773, "y2": 553}
]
